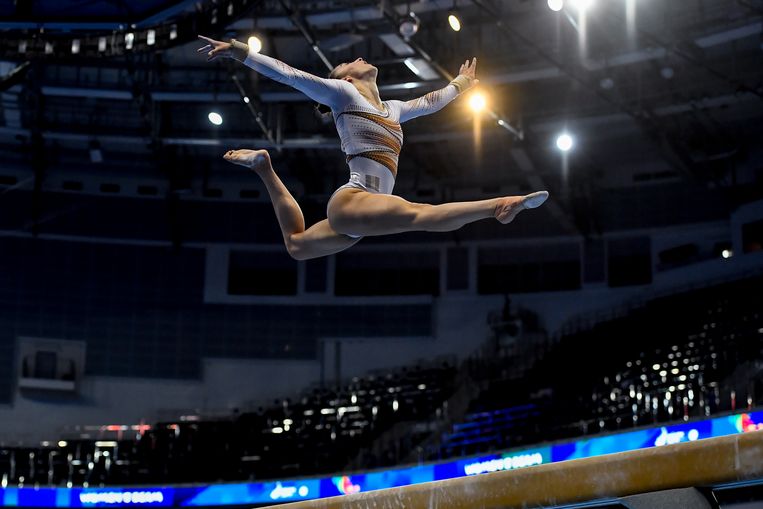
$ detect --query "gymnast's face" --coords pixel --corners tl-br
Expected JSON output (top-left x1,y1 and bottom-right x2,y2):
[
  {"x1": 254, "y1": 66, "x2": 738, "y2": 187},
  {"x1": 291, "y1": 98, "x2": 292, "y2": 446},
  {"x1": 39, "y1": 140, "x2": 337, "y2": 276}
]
[{"x1": 333, "y1": 58, "x2": 377, "y2": 81}]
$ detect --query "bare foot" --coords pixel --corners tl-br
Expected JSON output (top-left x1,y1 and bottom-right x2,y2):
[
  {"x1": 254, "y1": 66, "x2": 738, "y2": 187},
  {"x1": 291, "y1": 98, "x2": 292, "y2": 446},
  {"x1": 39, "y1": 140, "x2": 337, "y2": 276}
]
[
  {"x1": 223, "y1": 149, "x2": 272, "y2": 174},
  {"x1": 494, "y1": 191, "x2": 549, "y2": 224}
]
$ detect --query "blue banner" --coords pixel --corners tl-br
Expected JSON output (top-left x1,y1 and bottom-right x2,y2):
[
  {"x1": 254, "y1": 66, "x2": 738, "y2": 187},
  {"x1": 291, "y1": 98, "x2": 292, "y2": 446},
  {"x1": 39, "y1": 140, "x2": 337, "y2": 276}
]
[{"x1": 2, "y1": 410, "x2": 760, "y2": 507}]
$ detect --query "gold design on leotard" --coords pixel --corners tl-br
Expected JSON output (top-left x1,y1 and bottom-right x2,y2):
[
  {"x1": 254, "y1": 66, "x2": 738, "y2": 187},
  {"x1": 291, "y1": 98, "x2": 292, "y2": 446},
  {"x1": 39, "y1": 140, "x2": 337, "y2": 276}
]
[
  {"x1": 405, "y1": 88, "x2": 450, "y2": 111},
  {"x1": 340, "y1": 111, "x2": 403, "y2": 145},
  {"x1": 338, "y1": 108, "x2": 404, "y2": 177},
  {"x1": 346, "y1": 151, "x2": 399, "y2": 177}
]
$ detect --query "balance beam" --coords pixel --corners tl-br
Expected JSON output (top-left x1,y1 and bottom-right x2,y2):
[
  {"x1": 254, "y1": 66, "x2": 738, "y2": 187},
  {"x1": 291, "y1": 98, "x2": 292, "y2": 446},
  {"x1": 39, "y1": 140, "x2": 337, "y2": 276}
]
[{"x1": 268, "y1": 430, "x2": 763, "y2": 509}]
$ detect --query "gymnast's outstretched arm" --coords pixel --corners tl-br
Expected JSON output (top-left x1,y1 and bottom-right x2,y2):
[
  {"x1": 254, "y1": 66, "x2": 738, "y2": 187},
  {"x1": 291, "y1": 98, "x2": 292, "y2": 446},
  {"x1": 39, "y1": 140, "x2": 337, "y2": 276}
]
[
  {"x1": 395, "y1": 57, "x2": 479, "y2": 123},
  {"x1": 197, "y1": 35, "x2": 348, "y2": 110}
]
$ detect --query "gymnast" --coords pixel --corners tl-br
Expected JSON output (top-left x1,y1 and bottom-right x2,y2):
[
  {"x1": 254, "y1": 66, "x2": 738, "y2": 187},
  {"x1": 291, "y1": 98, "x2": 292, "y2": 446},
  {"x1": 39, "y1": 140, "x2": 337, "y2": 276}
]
[{"x1": 197, "y1": 35, "x2": 549, "y2": 260}]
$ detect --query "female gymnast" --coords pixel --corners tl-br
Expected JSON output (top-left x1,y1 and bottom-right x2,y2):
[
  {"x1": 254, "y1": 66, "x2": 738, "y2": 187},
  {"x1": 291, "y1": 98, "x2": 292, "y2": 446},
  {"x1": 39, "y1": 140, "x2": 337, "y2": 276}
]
[{"x1": 197, "y1": 35, "x2": 549, "y2": 260}]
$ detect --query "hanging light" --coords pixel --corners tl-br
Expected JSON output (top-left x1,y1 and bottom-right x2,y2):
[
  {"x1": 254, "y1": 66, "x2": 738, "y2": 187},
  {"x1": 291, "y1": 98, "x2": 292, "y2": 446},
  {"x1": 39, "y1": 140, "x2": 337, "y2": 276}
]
[
  {"x1": 398, "y1": 11, "x2": 421, "y2": 40},
  {"x1": 247, "y1": 35, "x2": 263, "y2": 53},
  {"x1": 208, "y1": 112, "x2": 223, "y2": 126},
  {"x1": 469, "y1": 92, "x2": 486, "y2": 112},
  {"x1": 448, "y1": 12, "x2": 461, "y2": 32},
  {"x1": 556, "y1": 133, "x2": 574, "y2": 152}
]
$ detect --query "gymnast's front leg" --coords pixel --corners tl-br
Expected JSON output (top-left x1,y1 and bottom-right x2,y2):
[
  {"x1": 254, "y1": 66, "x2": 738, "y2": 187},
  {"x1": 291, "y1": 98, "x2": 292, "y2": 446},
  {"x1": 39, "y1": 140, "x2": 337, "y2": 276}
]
[
  {"x1": 327, "y1": 187, "x2": 549, "y2": 237},
  {"x1": 224, "y1": 149, "x2": 360, "y2": 260}
]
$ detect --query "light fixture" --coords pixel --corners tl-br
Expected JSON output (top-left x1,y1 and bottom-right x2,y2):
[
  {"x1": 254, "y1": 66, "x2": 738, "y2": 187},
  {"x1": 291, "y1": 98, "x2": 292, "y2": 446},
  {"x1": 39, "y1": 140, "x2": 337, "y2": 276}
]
[
  {"x1": 547, "y1": 0, "x2": 564, "y2": 11},
  {"x1": 556, "y1": 133, "x2": 574, "y2": 152},
  {"x1": 44, "y1": 42, "x2": 53, "y2": 55},
  {"x1": 208, "y1": 112, "x2": 223, "y2": 126},
  {"x1": 398, "y1": 11, "x2": 421, "y2": 40},
  {"x1": 98, "y1": 37, "x2": 107, "y2": 52},
  {"x1": 247, "y1": 35, "x2": 262, "y2": 53},
  {"x1": 721, "y1": 249, "x2": 733, "y2": 259},
  {"x1": 468, "y1": 92, "x2": 486, "y2": 112},
  {"x1": 169, "y1": 24, "x2": 178, "y2": 40},
  {"x1": 71, "y1": 39, "x2": 80, "y2": 54},
  {"x1": 403, "y1": 58, "x2": 420, "y2": 76},
  {"x1": 18, "y1": 41, "x2": 27, "y2": 53},
  {"x1": 448, "y1": 12, "x2": 461, "y2": 32},
  {"x1": 147, "y1": 29, "x2": 156, "y2": 46},
  {"x1": 125, "y1": 32, "x2": 134, "y2": 50}
]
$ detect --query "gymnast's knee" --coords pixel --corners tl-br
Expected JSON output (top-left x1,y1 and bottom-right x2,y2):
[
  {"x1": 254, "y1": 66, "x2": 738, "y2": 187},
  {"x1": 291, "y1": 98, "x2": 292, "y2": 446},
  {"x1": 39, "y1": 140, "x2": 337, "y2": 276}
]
[{"x1": 284, "y1": 234, "x2": 310, "y2": 261}]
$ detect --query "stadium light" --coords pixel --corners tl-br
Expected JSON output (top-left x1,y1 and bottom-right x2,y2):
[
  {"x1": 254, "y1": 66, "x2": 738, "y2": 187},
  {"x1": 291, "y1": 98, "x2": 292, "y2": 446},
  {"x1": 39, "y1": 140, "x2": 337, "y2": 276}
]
[
  {"x1": 398, "y1": 11, "x2": 421, "y2": 40},
  {"x1": 556, "y1": 133, "x2": 574, "y2": 152},
  {"x1": 469, "y1": 92, "x2": 486, "y2": 112},
  {"x1": 547, "y1": 0, "x2": 564, "y2": 12},
  {"x1": 208, "y1": 112, "x2": 223, "y2": 126},
  {"x1": 448, "y1": 12, "x2": 461, "y2": 32},
  {"x1": 247, "y1": 35, "x2": 262, "y2": 53}
]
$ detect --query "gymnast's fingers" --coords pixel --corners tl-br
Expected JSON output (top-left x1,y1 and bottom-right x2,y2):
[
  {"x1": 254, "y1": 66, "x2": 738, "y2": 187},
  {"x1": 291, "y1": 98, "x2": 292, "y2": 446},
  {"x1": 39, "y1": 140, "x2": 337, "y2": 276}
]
[{"x1": 197, "y1": 45, "x2": 211, "y2": 53}]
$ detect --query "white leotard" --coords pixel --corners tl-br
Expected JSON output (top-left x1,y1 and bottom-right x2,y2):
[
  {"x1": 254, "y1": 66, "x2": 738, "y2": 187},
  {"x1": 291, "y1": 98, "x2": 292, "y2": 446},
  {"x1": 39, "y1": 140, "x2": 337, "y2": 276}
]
[{"x1": 240, "y1": 48, "x2": 464, "y2": 195}]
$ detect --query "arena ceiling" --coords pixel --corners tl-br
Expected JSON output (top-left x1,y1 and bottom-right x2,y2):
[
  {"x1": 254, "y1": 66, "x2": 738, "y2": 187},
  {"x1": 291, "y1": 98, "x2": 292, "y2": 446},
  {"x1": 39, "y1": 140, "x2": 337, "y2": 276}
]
[{"x1": 0, "y1": 0, "x2": 762, "y2": 238}]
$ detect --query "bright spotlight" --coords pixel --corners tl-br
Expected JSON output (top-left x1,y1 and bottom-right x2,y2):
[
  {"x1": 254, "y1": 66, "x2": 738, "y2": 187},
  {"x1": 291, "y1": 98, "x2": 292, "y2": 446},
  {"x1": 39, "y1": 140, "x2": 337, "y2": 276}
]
[
  {"x1": 247, "y1": 35, "x2": 262, "y2": 53},
  {"x1": 208, "y1": 112, "x2": 223, "y2": 126},
  {"x1": 469, "y1": 92, "x2": 486, "y2": 112},
  {"x1": 547, "y1": 0, "x2": 564, "y2": 11},
  {"x1": 570, "y1": 0, "x2": 594, "y2": 10},
  {"x1": 448, "y1": 13, "x2": 461, "y2": 32},
  {"x1": 721, "y1": 249, "x2": 733, "y2": 259},
  {"x1": 556, "y1": 133, "x2": 573, "y2": 152}
]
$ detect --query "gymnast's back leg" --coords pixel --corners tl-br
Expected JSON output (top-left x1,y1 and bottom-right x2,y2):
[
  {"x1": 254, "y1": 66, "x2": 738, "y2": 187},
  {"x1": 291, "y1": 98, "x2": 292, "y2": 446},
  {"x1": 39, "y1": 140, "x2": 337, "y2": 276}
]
[
  {"x1": 326, "y1": 187, "x2": 549, "y2": 238},
  {"x1": 224, "y1": 149, "x2": 360, "y2": 260}
]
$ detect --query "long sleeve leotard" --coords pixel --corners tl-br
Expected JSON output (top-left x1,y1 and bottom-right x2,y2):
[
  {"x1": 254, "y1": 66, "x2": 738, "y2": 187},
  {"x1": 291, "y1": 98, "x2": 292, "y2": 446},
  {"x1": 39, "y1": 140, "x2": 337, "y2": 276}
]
[{"x1": 237, "y1": 47, "x2": 467, "y2": 194}]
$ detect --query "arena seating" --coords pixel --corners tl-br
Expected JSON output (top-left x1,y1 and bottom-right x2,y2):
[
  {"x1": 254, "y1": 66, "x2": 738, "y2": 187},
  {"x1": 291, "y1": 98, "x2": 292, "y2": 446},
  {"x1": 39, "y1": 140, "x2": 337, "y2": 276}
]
[
  {"x1": 1, "y1": 277, "x2": 761, "y2": 486},
  {"x1": 430, "y1": 276, "x2": 763, "y2": 460},
  {"x1": 0, "y1": 361, "x2": 456, "y2": 486}
]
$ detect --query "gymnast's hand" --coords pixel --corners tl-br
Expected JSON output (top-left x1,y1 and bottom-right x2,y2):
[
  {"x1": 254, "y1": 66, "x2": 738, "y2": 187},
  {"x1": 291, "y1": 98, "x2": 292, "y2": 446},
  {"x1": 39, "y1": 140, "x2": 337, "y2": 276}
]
[
  {"x1": 197, "y1": 35, "x2": 235, "y2": 61},
  {"x1": 457, "y1": 57, "x2": 479, "y2": 90}
]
